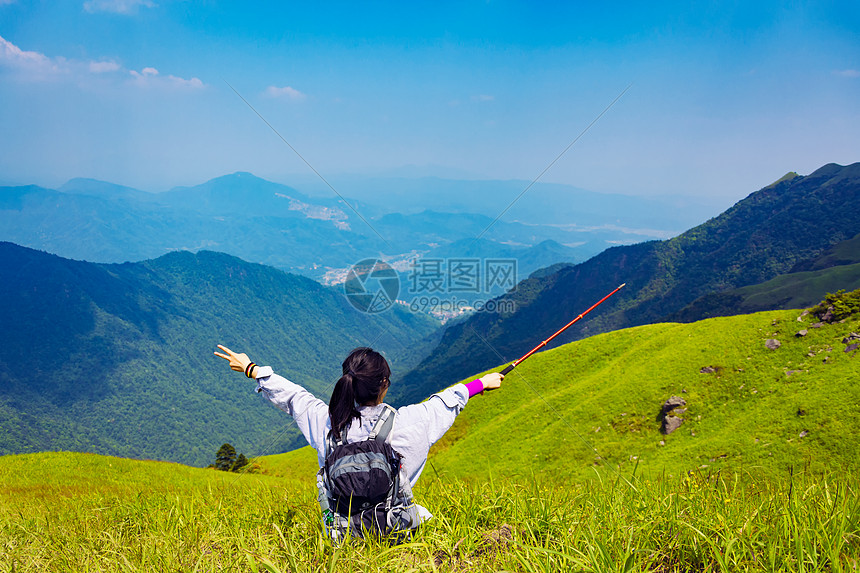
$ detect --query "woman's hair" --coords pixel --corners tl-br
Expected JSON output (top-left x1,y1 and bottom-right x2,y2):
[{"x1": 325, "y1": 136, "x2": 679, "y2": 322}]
[{"x1": 329, "y1": 347, "x2": 391, "y2": 439}]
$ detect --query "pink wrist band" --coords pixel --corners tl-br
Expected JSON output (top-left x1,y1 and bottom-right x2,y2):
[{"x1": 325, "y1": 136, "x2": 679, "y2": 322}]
[{"x1": 465, "y1": 379, "x2": 484, "y2": 397}]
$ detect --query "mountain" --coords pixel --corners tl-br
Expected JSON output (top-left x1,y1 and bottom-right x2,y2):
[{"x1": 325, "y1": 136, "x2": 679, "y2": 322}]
[
  {"x1": 0, "y1": 242, "x2": 438, "y2": 466},
  {"x1": 291, "y1": 174, "x2": 718, "y2": 230},
  {"x1": 671, "y1": 232, "x2": 860, "y2": 321},
  {"x1": 393, "y1": 162, "x2": 860, "y2": 404},
  {"x1": 0, "y1": 172, "x2": 688, "y2": 284}
]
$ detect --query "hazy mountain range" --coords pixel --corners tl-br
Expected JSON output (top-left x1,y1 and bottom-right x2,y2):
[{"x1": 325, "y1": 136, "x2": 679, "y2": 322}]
[{"x1": 0, "y1": 173, "x2": 709, "y2": 288}]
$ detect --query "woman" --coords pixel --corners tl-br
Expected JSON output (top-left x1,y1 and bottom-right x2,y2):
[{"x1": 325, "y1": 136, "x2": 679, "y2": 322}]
[{"x1": 214, "y1": 344, "x2": 503, "y2": 538}]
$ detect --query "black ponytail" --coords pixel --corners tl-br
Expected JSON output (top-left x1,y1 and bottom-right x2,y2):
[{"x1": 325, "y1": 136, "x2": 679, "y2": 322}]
[{"x1": 329, "y1": 347, "x2": 391, "y2": 439}]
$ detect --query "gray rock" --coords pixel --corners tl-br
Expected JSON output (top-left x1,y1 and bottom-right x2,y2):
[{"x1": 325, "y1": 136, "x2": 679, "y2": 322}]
[
  {"x1": 700, "y1": 366, "x2": 716, "y2": 374},
  {"x1": 795, "y1": 330, "x2": 808, "y2": 337},
  {"x1": 662, "y1": 416, "x2": 683, "y2": 435},
  {"x1": 842, "y1": 333, "x2": 860, "y2": 344},
  {"x1": 810, "y1": 323, "x2": 824, "y2": 329},
  {"x1": 846, "y1": 343, "x2": 859, "y2": 353},
  {"x1": 661, "y1": 396, "x2": 687, "y2": 414},
  {"x1": 765, "y1": 339, "x2": 781, "y2": 350}
]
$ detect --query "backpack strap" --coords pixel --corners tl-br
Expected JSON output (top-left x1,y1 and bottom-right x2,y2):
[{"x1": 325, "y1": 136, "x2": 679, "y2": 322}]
[
  {"x1": 327, "y1": 404, "x2": 395, "y2": 452},
  {"x1": 326, "y1": 425, "x2": 347, "y2": 455},
  {"x1": 368, "y1": 404, "x2": 397, "y2": 442}
]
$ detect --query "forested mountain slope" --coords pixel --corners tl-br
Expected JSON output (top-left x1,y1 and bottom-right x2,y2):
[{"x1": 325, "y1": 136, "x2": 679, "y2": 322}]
[
  {"x1": 394, "y1": 162, "x2": 860, "y2": 404},
  {"x1": 0, "y1": 243, "x2": 437, "y2": 465}
]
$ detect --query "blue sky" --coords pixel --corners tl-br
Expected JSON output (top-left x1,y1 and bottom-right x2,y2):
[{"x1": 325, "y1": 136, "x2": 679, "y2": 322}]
[{"x1": 1, "y1": 1, "x2": 858, "y2": 202}]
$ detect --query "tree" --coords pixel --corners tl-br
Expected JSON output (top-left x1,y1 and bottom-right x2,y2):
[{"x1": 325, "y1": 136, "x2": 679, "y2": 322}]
[
  {"x1": 234, "y1": 453, "x2": 249, "y2": 472},
  {"x1": 215, "y1": 443, "x2": 237, "y2": 471}
]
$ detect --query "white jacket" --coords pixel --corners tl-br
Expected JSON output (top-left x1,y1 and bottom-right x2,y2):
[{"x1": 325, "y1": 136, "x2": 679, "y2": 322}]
[{"x1": 254, "y1": 365, "x2": 471, "y2": 487}]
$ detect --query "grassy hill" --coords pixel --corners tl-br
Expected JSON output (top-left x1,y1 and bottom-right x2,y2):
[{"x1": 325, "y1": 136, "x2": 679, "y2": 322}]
[
  {"x1": 396, "y1": 162, "x2": 860, "y2": 404},
  {"x1": 429, "y1": 308, "x2": 860, "y2": 482},
  {"x1": 2, "y1": 301, "x2": 858, "y2": 571},
  {"x1": 262, "y1": 303, "x2": 860, "y2": 484},
  {"x1": 5, "y1": 450, "x2": 856, "y2": 572}
]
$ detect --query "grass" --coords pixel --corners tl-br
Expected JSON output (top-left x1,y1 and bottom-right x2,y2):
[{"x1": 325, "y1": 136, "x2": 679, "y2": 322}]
[
  {"x1": 2, "y1": 307, "x2": 859, "y2": 571},
  {"x1": 1, "y1": 453, "x2": 858, "y2": 571},
  {"x1": 429, "y1": 309, "x2": 860, "y2": 482}
]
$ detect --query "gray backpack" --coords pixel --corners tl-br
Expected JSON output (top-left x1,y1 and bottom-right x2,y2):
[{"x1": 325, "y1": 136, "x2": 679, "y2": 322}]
[{"x1": 316, "y1": 404, "x2": 421, "y2": 540}]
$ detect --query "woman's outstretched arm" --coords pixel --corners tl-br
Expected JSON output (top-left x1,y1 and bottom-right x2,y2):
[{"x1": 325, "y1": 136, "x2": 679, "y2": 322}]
[{"x1": 214, "y1": 344, "x2": 330, "y2": 462}]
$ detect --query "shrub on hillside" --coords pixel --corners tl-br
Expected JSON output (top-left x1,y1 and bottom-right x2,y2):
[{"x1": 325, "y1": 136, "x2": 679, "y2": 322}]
[{"x1": 812, "y1": 288, "x2": 860, "y2": 322}]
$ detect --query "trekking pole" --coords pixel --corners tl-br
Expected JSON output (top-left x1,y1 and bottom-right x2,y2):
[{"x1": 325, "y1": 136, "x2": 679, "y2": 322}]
[{"x1": 498, "y1": 283, "x2": 626, "y2": 376}]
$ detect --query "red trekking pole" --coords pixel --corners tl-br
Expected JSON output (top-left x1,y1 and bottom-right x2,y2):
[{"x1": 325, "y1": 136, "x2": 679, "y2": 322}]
[{"x1": 499, "y1": 283, "x2": 626, "y2": 376}]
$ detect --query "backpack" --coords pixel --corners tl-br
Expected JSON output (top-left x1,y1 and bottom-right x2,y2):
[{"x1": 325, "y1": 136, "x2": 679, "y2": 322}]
[{"x1": 316, "y1": 404, "x2": 421, "y2": 540}]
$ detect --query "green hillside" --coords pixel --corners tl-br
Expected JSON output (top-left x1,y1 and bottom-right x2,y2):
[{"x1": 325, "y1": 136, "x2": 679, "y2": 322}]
[
  {"x1": 397, "y1": 161, "x2": 860, "y2": 404},
  {"x1": 793, "y1": 229, "x2": 860, "y2": 272},
  {"x1": 672, "y1": 262, "x2": 860, "y2": 321},
  {"x1": 4, "y1": 303, "x2": 857, "y2": 571},
  {"x1": 261, "y1": 302, "x2": 860, "y2": 484},
  {"x1": 5, "y1": 449, "x2": 857, "y2": 571},
  {"x1": 428, "y1": 308, "x2": 860, "y2": 481},
  {"x1": 0, "y1": 243, "x2": 439, "y2": 466}
]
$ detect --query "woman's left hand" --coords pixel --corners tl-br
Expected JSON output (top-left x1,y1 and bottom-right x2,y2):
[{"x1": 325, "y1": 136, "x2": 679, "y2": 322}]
[
  {"x1": 479, "y1": 372, "x2": 504, "y2": 392},
  {"x1": 214, "y1": 344, "x2": 252, "y2": 374}
]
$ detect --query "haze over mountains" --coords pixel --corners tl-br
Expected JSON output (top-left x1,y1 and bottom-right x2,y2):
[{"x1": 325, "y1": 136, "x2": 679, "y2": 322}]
[{"x1": 0, "y1": 173, "x2": 707, "y2": 288}]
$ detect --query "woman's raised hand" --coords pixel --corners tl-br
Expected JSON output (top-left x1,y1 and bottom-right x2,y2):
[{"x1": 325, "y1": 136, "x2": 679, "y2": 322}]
[
  {"x1": 214, "y1": 344, "x2": 252, "y2": 374},
  {"x1": 480, "y1": 372, "x2": 504, "y2": 392}
]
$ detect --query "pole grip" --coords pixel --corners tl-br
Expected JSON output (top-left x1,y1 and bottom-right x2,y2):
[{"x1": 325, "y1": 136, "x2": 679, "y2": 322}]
[{"x1": 500, "y1": 364, "x2": 515, "y2": 376}]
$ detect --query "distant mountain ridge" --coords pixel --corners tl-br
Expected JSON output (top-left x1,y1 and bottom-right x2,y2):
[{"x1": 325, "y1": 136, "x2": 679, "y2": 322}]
[
  {"x1": 0, "y1": 242, "x2": 438, "y2": 466},
  {"x1": 0, "y1": 172, "x2": 700, "y2": 285},
  {"x1": 394, "y1": 162, "x2": 860, "y2": 404}
]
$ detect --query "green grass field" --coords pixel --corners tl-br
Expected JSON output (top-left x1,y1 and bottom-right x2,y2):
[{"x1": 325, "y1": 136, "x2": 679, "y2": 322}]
[
  {"x1": 429, "y1": 308, "x2": 860, "y2": 482},
  {"x1": 2, "y1": 307, "x2": 859, "y2": 571}
]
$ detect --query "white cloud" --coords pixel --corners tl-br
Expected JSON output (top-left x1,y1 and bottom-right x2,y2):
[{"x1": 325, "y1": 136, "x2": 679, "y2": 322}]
[
  {"x1": 0, "y1": 34, "x2": 58, "y2": 74},
  {"x1": 1, "y1": 34, "x2": 203, "y2": 90},
  {"x1": 471, "y1": 94, "x2": 495, "y2": 102},
  {"x1": 833, "y1": 69, "x2": 860, "y2": 78},
  {"x1": 83, "y1": 0, "x2": 155, "y2": 14},
  {"x1": 264, "y1": 85, "x2": 307, "y2": 101},
  {"x1": 0, "y1": 0, "x2": 18, "y2": 5},
  {"x1": 130, "y1": 66, "x2": 205, "y2": 89},
  {"x1": 88, "y1": 60, "x2": 121, "y2": 73}
]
